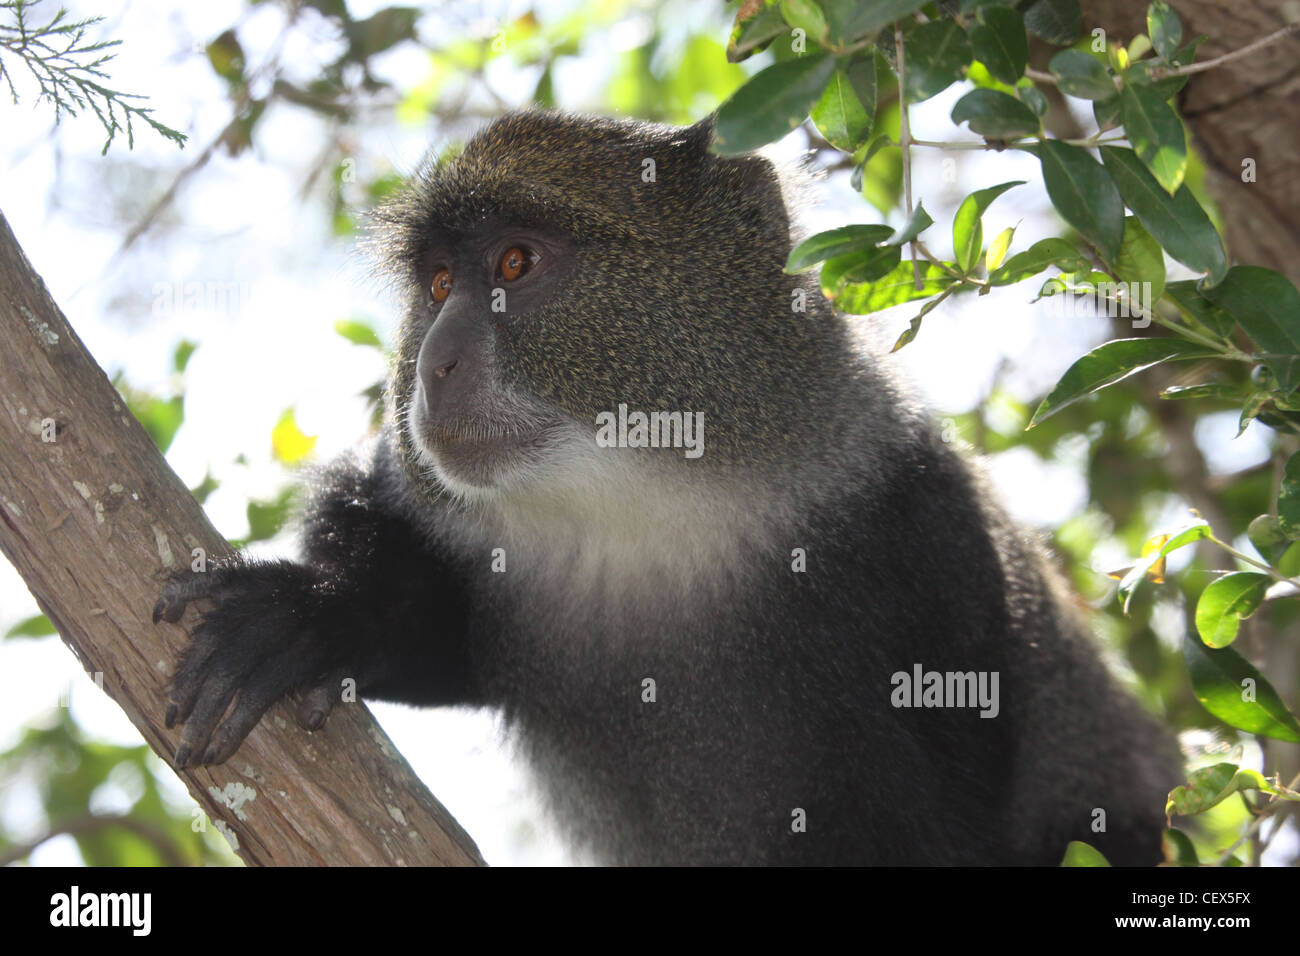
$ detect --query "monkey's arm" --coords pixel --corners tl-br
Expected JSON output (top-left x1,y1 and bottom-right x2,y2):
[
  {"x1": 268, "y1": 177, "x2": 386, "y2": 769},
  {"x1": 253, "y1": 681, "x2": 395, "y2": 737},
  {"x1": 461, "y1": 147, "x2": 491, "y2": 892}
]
[{"x1": 153, "y1": 438, "x2": 474, "y2": 767}]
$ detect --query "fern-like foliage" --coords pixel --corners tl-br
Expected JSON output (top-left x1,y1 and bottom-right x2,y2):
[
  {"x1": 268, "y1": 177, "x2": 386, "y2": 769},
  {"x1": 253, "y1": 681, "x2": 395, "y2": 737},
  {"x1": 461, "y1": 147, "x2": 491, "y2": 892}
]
[{"x1": 0, "y1": 0, "x2": 186, "y2": 153}]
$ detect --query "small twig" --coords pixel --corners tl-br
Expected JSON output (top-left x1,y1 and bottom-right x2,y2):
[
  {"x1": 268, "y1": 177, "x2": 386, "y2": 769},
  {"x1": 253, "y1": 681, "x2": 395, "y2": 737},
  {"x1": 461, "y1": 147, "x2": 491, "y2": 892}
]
[
  {"x1": 1022, "y1": 22, "x2": 1299, "y2": 88},
  {"x1": 1149, "y1": 21, "x2": 1300, "y2": 79},
  {"x1": 909, "y1": 134, "x2": 1126, "y2": 151},
  {"x1": 895, "y1": 25, "x2": 920, "y2": 291},
  {"x1": 912, "y1": 239, "x2": 970, "y2": 283}
]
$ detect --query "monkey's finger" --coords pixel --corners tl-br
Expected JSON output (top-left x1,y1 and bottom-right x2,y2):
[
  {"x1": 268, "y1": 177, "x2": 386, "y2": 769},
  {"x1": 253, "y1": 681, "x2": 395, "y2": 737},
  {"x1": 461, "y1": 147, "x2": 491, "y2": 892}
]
[
  {"x1": 165, "y1": 636, "x2": 223, "y2": 729},
  {"x1": 200, "y1": 671, "x2": 293, "y2": 765},
  {"x1": 152, "y1": 572, "x2": 220, "y2": 625},
  {"x1": 295, "y1": 671, "x2": 347, "y2": 731},
  {"x1": 173, "y1": 669, "x2": 244, "y2": 767},
  {"x1": 152, "y1": 592, "x2": 186, "y2": 624}
]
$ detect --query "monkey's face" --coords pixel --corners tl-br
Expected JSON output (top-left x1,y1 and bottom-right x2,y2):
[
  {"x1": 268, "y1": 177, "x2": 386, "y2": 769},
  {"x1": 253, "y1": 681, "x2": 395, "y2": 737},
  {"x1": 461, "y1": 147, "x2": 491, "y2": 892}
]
[
  {"x1": 376, "y1": 111, "x2": 842, "y2": 500},
  {"x1": 404, "y1": 220, "x2": 586, "y2": 494}
]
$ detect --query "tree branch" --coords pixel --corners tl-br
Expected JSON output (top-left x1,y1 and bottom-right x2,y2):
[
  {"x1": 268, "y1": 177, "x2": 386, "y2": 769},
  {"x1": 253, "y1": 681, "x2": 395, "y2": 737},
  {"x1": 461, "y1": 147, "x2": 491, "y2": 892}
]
[{"x1": 0, "y1": 208, "x2": 484, "y2": 867}]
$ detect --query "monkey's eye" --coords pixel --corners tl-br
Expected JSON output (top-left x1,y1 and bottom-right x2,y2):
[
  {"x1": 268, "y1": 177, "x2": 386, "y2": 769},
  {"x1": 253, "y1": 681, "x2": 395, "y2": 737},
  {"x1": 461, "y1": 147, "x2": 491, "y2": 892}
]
[
  {"x1": 431, "y1": 268, "x2": 452, "y2": 302},
  {"x1": 498, "y1": 246, "x2": 533, "y2": 282}
]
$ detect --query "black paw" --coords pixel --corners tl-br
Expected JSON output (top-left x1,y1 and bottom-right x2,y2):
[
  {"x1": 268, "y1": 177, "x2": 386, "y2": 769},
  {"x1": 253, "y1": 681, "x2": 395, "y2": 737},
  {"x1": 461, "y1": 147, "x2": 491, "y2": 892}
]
[{"x1": 153, "y1": 560, "x2": 351, "y2": 768}]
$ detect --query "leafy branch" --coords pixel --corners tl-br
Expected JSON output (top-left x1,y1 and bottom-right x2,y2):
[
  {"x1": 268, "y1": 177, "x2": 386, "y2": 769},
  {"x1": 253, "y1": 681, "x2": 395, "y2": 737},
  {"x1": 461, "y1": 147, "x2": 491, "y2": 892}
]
[{"x1": 0, "y1": 0, "x2": 186, "y2": 153}]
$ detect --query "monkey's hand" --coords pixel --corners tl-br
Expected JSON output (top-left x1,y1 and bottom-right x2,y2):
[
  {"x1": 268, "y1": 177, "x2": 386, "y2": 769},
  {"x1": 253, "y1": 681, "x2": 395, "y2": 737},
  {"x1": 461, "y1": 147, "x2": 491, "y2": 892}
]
[{"x1": 153, "y1": 559, "x2": 354, "y2": 768}]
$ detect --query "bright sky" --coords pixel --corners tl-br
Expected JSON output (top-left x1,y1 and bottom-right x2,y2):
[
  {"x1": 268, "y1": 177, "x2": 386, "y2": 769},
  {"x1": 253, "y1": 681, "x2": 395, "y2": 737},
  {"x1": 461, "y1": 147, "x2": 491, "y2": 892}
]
[{"x1": 0, "y1": 0, "x2": 1278, "y2": 866}]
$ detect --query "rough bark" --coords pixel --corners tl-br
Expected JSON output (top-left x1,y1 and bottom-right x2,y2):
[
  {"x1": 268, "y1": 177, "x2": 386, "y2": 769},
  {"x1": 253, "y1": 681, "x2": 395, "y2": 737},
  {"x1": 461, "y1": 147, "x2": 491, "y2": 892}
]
[
  {"x1": 0, "y1": 209, "x2": 484, "y2": 867},
  {"x1": 1081, "y1": 0, "x2": 1300, "y2": 282}
]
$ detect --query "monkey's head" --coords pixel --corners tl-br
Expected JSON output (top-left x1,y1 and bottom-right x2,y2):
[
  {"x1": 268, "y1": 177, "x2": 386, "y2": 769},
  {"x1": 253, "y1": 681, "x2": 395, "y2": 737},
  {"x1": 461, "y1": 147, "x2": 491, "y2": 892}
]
[{"x1": 372, "y1": 110, "x2": 856, "y2": 502}]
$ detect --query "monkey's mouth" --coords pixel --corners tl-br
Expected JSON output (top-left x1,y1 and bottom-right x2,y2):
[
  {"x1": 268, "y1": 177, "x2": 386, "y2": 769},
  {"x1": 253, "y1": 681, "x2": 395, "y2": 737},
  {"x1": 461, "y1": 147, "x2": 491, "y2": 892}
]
[
  {"x1": 427, "y1": 425, "x2": 547, "y2": 454},
  {"x1": 415, "y1": 418, "x2": 557, "y2": 491}
]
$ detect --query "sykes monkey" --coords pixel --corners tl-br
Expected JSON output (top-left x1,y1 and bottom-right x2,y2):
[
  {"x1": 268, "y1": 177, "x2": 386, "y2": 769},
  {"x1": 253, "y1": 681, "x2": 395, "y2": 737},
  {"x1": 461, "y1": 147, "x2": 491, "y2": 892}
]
[{"x1": 154, "y1": 110, "x2": 1182, "y2": 865}]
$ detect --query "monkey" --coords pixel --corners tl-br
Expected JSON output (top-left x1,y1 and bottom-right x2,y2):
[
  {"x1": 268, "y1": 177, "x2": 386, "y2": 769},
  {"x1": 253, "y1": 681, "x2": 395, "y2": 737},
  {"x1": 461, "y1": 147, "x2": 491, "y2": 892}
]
[{"x1": 153, "y1": 109, "x2": 1182, "y2": 866}]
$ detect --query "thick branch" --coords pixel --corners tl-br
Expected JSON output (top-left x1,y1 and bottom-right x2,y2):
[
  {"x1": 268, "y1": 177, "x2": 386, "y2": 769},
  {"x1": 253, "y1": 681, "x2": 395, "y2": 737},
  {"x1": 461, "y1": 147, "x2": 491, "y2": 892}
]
[{"x1": 0, "y1": 209, "x2": 484, "y2": 867}]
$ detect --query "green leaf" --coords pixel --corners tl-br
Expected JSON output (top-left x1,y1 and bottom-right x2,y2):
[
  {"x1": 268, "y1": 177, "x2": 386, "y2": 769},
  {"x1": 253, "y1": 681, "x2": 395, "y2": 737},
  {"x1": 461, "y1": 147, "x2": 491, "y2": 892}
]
[
  {"x1": 1118, "y1": 82, "x2": 1186, "y2": 194},
  {"x1": 244, "y1": 486, "x2": 299, "y2": 544},
  {"x1": 173, "y1": 339, "x2": 197, "y2": 373},
  {"x1": 728, "y1": 2, "x2": 788, "y2": 62},
  {"x1": 1117, "y1": 521, "x2": 1211, "y2": 611},
  {"x1": 1203, "y1": 266, "x2": 1300, "y2": 395},
  {"x1": 1279, "y1": 541, "x2": 1300, "y2": 578},
  {"x1": 1184, "y1": 633, "x2": 1300, "y2": 743},
  {"x1": 206, "y1": 30, "x2": 246, "y2": 85},
  {"x1": 811, "y1": 54, "x2": 876, "y2": 151},
  {"x1": 714, "y1": 52, "x2": 836, "y2": 155},
  {"x1": 836, "y1": 261, "x2": 958, "y2": 315},
  {"x1": 1024, "y1": 0, "x2": 1081, "y2": 45},
  {"x1": 1036, "y1": 269, "x2": 1114, "y2": 302},
  {"x1": 988, "y1": 237, "x2": 1087, "y2": 286},
  {"x1": 952, "y1": 180, "x2": 1023, "y2": 273},
  {"x1": 839, "y1": 0, "x2": 929, "y2": 41},
  {"x1": 135, "y1": 395, "x2": 184, "y2": 454},
  {"x1": 1093, "y1": 95, "x2": 1121, "y2": 131},
  {"x1": 861, "y1": 133, "x2": 893, "y2": 165},
  {"x1": 985, "y1": 226, "x2": 1015, "y2": 272},
  {"x1": 1099, "y1": 147, "x2": 1227, "y2": 284},
  {"x1": 334, "y1": 319, "x2": 382, "y2": 348},
  {"x1": 968, "y1": 6, "x2": 1027, "y2": 86},
  {"x1": 1163, "y1": 280, "x2": 1234, "y2": 338},
  {"x1": 1047, "y1": 49, "x2": 1114, "y2": 100},
  {"x1": 903, "y1": 20, "x2": 972, "y2": 103},
  {"x1": 786, "y1": 224, "x2": 895, "y2": 272},
  {"x1": 1280, "y1": 451, "x2": 1300, "y2": 538},
  {"x1": 966, "y1": 58, "x2": 1015, "y2": 93},
  {"x1": 1060, "y1": 841, "x2": 1110, "y2": 867},
  {"x1": 1029, "y1": 338, "x2": 1218, "y2": 427},
  {"x1": 780, "y1": 0, "x2": 829, "y2": 42},
  {"x1": 1166, "y1": 763, "x2": 1284, "y2": 818},
  {"x1": 950, "y1": 89, "x2": 1040, "y2": 140},
  {"x1": 1017, "y1": 78, "x2": 1048, "y2": 116},
  {"x1": 1161, "y1": 829, "x2": 1199, "y2": 866},
  {"x1": 5, "y1": 613, "x2": 56, "y2": 639},
  {"x1": 1035, "y1": 140, "x2": 1124, "y2": 262},
  {"x1": 1122, "y1": 59, "x2": 1186, "y2": 102},
  {"x1": 1247, "y1": 514, "x2": 1289, "y2": 554},
  {"x1": 1112, "y1": 216, "x2": 1165, "y2": 304},
  {"x1": 190, "y1": 468, "x2": 219, "y2": 506},
  {"x1": 820, "y1": 245, "x2": 902, "y2": 296},
  {"x1": 1159, "y1": 383, "x2": 1239, "y2": 401},
  {"x1": 1147, "y1": 1, "x2": 1182, "y2": 61},
  {"x1": 1195, "y1": 572, "x2": 1270, "y2": 648},
  {"x1": 884, "y1": 202, "x2": 934, "y2": 246},
  {"x1": 1131, "y1": 34, "x2": 1206, "y2": 102},
  {"x1": 891, "y1": 288, "x2": 954, "y2": 351}
]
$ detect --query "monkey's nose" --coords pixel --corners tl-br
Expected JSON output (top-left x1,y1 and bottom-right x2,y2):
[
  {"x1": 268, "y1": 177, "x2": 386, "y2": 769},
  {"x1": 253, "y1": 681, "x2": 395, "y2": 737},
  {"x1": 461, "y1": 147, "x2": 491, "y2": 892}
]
[{"x1": 434, "y1": 358, "x2": 458, "y2": 378}]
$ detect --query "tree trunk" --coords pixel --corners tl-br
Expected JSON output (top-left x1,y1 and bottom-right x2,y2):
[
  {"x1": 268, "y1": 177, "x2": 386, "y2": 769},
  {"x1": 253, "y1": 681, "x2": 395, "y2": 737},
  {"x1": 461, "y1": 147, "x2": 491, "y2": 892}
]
[
  {"x1": 1082, "y1": 0, "x2": 1300, "y2": 282},
  {"x1": 0, "y1": 209, "x2": 484, "y2": 867}
]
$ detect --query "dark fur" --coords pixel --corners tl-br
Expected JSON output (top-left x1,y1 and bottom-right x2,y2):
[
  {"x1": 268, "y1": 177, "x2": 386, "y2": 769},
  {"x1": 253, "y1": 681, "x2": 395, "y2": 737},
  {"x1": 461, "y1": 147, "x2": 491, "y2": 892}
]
[{"x1": 157, "y1": 110, "x2": 1181, "y2": 865}]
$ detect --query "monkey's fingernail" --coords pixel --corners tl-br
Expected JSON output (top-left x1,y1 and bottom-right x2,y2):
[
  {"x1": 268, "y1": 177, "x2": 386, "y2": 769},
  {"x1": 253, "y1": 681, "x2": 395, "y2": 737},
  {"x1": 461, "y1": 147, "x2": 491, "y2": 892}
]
[
  {"x1": 306, "y1": 710, "x2": 325, "y2": 730},
  {"x1": 201, "y1": 744, "x2": 218, "y2": 765},
  {"x1": 174, "y1": 745, "x2": 191, "y2": 768},
  {"x1": 151, "y1": 599, "x2": 165, "y2": 624},
  {"x1": 165, "y1": 702, "x2": 177, "y2": 727}
]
